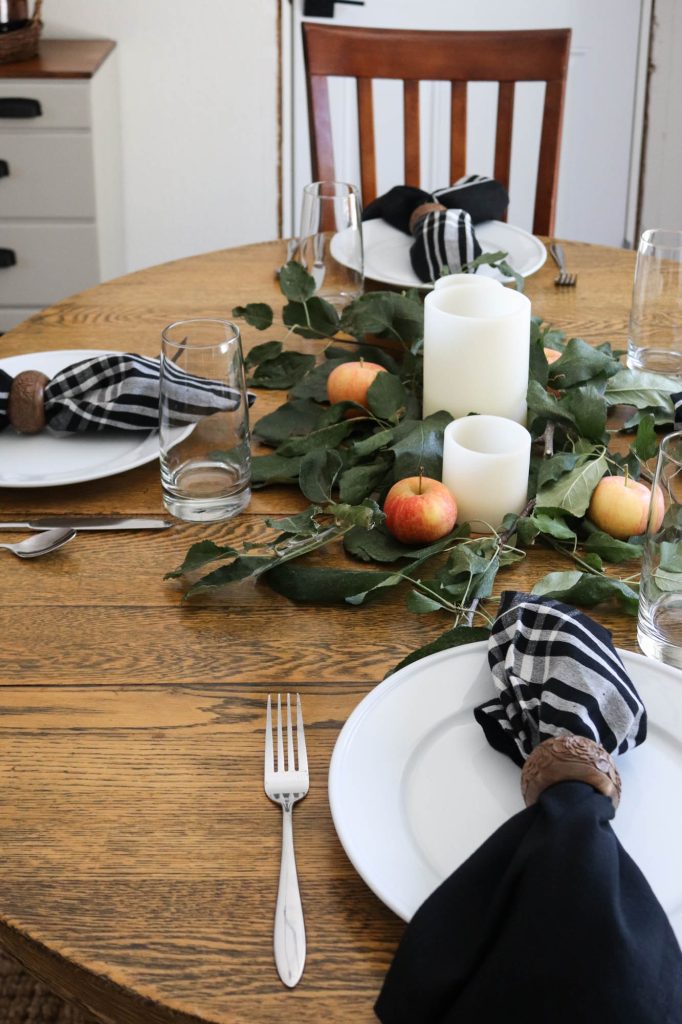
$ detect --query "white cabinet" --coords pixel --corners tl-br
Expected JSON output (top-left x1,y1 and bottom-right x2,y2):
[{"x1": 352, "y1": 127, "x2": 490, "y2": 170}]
[{"x1": 0, "y1": 40, "x2": 123, "y2": 332}]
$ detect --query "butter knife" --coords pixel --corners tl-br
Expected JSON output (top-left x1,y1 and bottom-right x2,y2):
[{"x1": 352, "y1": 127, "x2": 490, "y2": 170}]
[{"x1": 0, "y1": 517, "x2": 172, "y2": 531}]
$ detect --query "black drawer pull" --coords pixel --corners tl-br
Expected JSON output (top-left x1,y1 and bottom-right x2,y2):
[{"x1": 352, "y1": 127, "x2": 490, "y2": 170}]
[
  {"x1": 0, "y1": 248, "x2": 16, "y2": 268},
  {"x1": 0, "y1": 97, "x2": 42, "y2": 119},
  {"x1": 0, "y1": 160, "x2": 8, "y2": 178}
]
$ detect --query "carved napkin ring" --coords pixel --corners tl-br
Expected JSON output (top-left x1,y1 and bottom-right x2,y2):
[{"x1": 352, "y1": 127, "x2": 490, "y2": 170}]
[
  {"x1": 521, "y1": 736, "x2": 622, "y2": 811},
  {"x1": 7, "y1": 370, "x2": 50, "y2": 434}
]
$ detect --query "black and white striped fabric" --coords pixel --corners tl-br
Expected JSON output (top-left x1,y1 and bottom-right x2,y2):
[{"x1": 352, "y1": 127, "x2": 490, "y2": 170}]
[
  {"x1": 474, "y1": 590, "x2": 647, "y2": 768},
  {"x1": 433, "y1": 174, "x2": 509, "y2": 223},
  {"x1": 410, "y1": 208, "x2": 481, "y2": 282},
  {"x1": 0, "y1": 353, "x2": 255, "y2": 434}
]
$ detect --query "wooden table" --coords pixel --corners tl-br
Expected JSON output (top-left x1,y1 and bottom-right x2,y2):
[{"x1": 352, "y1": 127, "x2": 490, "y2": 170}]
[{"x1": 0, "y1": 239, "x2": 638, "y2": 1024}]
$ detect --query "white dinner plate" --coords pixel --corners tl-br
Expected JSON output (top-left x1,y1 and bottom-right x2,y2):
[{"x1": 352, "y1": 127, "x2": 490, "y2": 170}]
[
  {"x1": 328, "y1": 641, "x2": 682, "y2": 945},
  {"x1": 0, "y1": 350, "x2": 159, "y2": 489},
  {"x1": 331, "y1": 218, "x2": 547, "y2": 289}
]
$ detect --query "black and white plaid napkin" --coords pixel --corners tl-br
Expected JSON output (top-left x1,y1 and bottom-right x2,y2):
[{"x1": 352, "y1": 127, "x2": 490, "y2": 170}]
[
  {"x1": 375, "y1": 593, "x2": 682, "y2": 1024},
  {"x1": 475, "y1": 590, "x2": 647, "y2": 767},
  {"x1": 1, "y1": 352, "x2": 255, "y2": 434}
]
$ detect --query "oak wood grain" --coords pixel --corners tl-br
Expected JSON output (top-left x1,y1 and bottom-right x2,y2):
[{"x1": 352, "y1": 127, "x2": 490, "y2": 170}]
[{"x1": 0, "y1": 237, "x2": 645, "y2": 1022}]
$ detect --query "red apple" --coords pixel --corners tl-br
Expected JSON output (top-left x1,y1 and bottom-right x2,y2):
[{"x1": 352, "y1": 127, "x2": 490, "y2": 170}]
[
  {"x1": 384, "y1": 475, "x2": 458, "y2": 544},
  {"x1": 588, "y1": 475, "x2": 665, "y2": 540},
  {"x1": 326, "y1": 359, "x2": 387, "y2": 417}
]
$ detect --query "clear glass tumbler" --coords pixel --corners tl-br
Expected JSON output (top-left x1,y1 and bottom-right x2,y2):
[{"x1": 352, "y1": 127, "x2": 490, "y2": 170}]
[
  {"x1": 298, "y1": 181, "x2": 363, "y2": 309},
  {"x1": 159, "y1": 318, "x2": 251, "y2": 522},
  {"x1": 637, "y1": 431, "x2": 682, "y2": 667},
  {"x1": 628, "y1": 228, "x2": 682, "y2": 375}
]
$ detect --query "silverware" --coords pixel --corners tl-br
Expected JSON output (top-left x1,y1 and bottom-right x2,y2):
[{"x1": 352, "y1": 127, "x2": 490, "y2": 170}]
[
  {"x1": 0, "y1": 528, "x2": 76, "y2": 559},
  {"x1": 550, "y1": 242, "x2": 577, "y2": 287},
  {"x1": 264, "y1": 693, "x2": 309, "y2": 988},
  {"x1": 0, "y1": 517, "x2": 172, "y2": 532}
]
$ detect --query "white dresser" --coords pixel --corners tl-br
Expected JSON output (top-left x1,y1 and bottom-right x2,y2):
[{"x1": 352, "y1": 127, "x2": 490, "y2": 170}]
[{"x1": 0, "y1": 39, "x2": 123, "y2": 333}]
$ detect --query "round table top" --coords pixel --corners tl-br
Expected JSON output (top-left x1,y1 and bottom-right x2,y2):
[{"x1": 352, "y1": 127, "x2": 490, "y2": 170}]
[{"x1": 0, "y1": 237, "x2": 641, "y2": 1023}]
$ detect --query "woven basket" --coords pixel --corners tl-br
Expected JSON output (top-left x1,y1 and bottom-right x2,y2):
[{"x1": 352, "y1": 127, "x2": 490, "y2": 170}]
[{"x1": 0, "y1": 0, "x2": 43, "y2": 66}]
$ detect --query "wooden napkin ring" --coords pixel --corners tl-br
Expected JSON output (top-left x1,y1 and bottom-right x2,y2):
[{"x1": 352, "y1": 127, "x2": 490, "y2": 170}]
[
  {"x1": 521, "y1": 736, "x2": 621, "y2": 811},
  {"x1": 409, "y1": 202, "x2": 447, "y2": 235},
  {"x1": 7, "y1": 369, "x2": 50, "y2": 434}
]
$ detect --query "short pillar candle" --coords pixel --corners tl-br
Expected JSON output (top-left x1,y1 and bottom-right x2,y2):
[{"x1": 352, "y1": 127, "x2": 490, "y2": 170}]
[
  {"x1": 423, "y1": 283, "x2": 531, "y2": 422},
  {"x1": 441, "y1": 415, "x2": 532, "y2": 532}
]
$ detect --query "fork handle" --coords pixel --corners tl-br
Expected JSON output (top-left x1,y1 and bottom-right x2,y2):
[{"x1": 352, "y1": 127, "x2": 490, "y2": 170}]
[
  {"x1": 550, "y1": 242, "x2": 565, "y2": 270},
  {"x1": 274, "y1": 805, "x2": 306, "y2": 987}
]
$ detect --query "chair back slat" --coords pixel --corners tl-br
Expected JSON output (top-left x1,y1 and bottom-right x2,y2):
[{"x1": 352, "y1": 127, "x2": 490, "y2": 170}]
[
  {"x1": 494, "y1": 81, "x2": 515, "y2": 222},
  {"x1": 449, "y1": 81, "x2": 467, "y2": 182},
  {"x1": 403, "y1": 80, "x2": 421, "y2": 189},
  {"x1": 302, "y1": 23, "x2": 571, "y2": 235},
  {"x1": 357, "y1": 77, "x2": 377, "y2": 204}
]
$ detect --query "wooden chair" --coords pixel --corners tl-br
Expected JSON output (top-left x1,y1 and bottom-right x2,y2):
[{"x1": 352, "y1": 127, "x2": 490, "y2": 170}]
[{"x1": 302, "y1": 24, "x2": 571, "y2": 236}]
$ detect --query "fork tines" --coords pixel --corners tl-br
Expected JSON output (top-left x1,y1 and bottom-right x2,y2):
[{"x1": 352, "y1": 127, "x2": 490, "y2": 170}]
[{"x1": 265, "y1": 693, "x2": 308, "y2": 778}]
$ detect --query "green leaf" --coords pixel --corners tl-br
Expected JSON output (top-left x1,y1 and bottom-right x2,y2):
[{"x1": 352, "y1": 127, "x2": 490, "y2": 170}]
[
  {"x1": 338, "y1": 458, "x2": 392, "y2": 504},
  {"x1": 660, "y1": 540, "x2": 682, "y2": 572},
  {"x1": 405, "y1": 590, "x2": 446, "y2": 613},
  {"x1": 385, "y1": 626, "x2": 490, "y2": 677},
  {"x1": 390, "y1": 410, "x2": 453, "y2": 480},
  {"x1": 653, "y1": 567, "x2": 682, "y2": 592},
  {"x1": 605, "y1": 368, "x2": 679, "y2": 411},
  {"x1": 248, "y1": 351, "x2": 316, "y2": 389},
  {"x1": 583, "y1": 530, "x2": 642, "y2": 563},
  {"x1": 350, "y1": 427, "x2": 397, "y2": 458},
  {"x1": 327, "y1": 499, "x2": 385, "y2": 531},
  {"x1": 526, "y1": 380, "x2": 578, "y2": 432},
  {"x1": 276, "y1": 420, "x2": 354, "y2": 457},
  {"x1": 535, "y1": 452, "x2": 607, "y2": 517},
  {"x1": 253, "y1": 398, "x2": 328, "y2": 446},
  {"x1": 559, "y1": 385, "x2": 607, "y2": 441},
  {"x1": 184, "y1": 556, "x2": 273, "y2": 598},
  {"x1": 344, "y1": 523, "x2": 465, "y2": 564},
  {"x1": 531, "y1": 570, "x2": 639, "y2": 615},
  {"x1": 289, "y1": 358, "x2": 344, "y2": 400},
  {"x1": 265, "y1": 506, "x2": 322, "y2": 537},
  {"x1": 265, "y1": 564, "x2": 397, "y2": 603},
  {"x1": 283, "y1": 296, "x2": 340, "y2": 338},
  {"x1": 537, "y1": 452, "x2": 581, "y2": 490},
  {"x1": 548, "y1": 337, "x2": 620, "y2": 389},
  {"x1": 340, "y1": 291, "x2": 424, "y2": 345},
  {"x1": 279, "y1": 261, "x2": 316, "y2": 302},
  {"x1": 233, "y1": 303, "x2": 273, "y2": 331},
  {"x1": 531, "y1": 513, "x2": 577, "y2": 542},
  {"x1": 251, "y1": 453, "x2": 303, "y2": 486},
  {"x1": 367, "y1": 372, "x2": 407, "y2": 422},
  {"x1": 299, "y1": 448, "x2": 343, "y2": 503},
  {"x1": 164, "y1": 539, "x2": 238, "y2": 579},
  {"x1": 244, "y1": 339, "x2": 282, "y2": 369},
  {"x1": 631, "y1": 412, "x2": 659, "y2": 463},
  {"x1": 529, "y1": 334, "x2": 550, "y2": 387}
]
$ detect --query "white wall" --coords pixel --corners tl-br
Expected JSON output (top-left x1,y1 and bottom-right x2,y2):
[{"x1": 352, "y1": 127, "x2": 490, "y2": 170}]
[
  {"x1": 639, "y1": 0, "x2": 682, "y2": 236},
  {"x1": 45, "y1": 0, "x2": 279, "y2": 273}
]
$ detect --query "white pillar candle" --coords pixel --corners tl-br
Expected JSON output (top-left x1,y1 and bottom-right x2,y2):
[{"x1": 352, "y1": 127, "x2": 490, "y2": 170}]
[
  {"x1": 442, "y1": 415, "x2": 531, "y2": 532},
  {"x1": 423, "y1": 283, "x2": 531, "y2": 423},
  {"x1": 434, "y1": 273, "x2": 503, "y2": 292}
]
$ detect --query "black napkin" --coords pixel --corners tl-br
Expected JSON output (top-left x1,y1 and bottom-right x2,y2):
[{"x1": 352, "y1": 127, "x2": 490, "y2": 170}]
[
  {"x1": 363, "y1": 175, "x2": 509, "y2": 284},
  {"x1": 375, "y1": 592, "x2": 682, "y2": 1024},
  {"x1": 0, "y1": 353, "x2": 255, "y2": 434}
]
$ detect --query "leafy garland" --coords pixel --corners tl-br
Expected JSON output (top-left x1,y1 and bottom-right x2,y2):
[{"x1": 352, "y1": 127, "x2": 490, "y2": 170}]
[{"x1": 166, "y1": 261, "x2": 680, "y2": 675}]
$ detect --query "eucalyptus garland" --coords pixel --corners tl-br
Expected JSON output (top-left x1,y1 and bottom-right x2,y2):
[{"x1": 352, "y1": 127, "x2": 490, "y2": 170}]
[{"x1": 167, "y1": 261, "x2": 680, "y2": 675}]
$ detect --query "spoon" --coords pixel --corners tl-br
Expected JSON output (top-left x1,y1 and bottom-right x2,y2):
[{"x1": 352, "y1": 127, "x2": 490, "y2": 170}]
[{"x1": 0, "y1": 527, "x2": 77, "y2": 559}]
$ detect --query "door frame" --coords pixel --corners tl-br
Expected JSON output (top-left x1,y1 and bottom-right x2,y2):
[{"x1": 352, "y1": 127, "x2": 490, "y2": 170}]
[{"x1": 279, "y1": 0, "x2": 653, "y2": 246}]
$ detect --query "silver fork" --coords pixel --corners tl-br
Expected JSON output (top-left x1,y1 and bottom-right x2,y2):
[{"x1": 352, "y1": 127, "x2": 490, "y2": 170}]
[
  {"x1": 264, "y1": 693, "x2": 309, "y2": 988},
  {"x1": 550, "y1": 242, "x2": 577, "y2": 287}
]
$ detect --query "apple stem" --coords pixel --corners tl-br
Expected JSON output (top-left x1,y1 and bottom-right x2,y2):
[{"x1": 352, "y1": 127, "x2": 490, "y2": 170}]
[
  {"x1": 359, "y1": 357, "x2": 364, "y2": 368},
  {"x1": 624, "y1": 465, "x2": 630, "y2": 487},
  {"x1": 418, "y1": 465, "x2": 424, "y2": 495}
]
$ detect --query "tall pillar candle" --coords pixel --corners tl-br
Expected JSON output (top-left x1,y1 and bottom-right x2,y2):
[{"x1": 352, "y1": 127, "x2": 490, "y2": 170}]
[
  {"x1": 442, "y1": 415, "x2": 531, "y2": 532},
  {"x1": 423, "y1": 283, "x2": 531, "y2": 422}
]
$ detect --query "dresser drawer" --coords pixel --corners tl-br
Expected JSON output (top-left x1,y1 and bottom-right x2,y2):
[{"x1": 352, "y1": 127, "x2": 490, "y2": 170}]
[
  {"x1": 0, "y1": 133, "x2": 95, "y2": 218},
  {"x1": 0, "y1": 80, "x2": 91, "y2": 129},
  {"x1": 0, "y1": 223, "x2": 98, "y2": 305}
]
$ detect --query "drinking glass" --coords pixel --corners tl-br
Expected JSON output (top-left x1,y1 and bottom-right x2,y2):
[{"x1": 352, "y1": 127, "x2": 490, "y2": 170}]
[
  {"x1": 628, "y1": 228, "x2": 682, "y2": 374},
  {"x1": 298, "y1": 181, "x2": 363, "y2": 308},
  {"x1": 637, "y1": 431, "x2": 682, "y2": 667},
  {"x1": 159, "y1": 318, "x2": 251, "y2": 522}
]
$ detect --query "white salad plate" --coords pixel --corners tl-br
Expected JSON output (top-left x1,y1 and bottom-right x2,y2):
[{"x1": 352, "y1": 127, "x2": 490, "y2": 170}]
[
  {"x1": 328, "y1": 641, "x2": 682, "y2": 945},
  {"x1": 331, "y1": 218, "x2": 547, "y2": 288},
  {"x1": 0, "y1": 350, "x2": 159, "y2": 489}
]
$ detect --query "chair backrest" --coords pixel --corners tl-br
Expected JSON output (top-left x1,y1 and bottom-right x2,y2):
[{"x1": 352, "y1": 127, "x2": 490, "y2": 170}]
[{"x1": 302, "y1": 24, "x2": 571, "y2": 236}]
